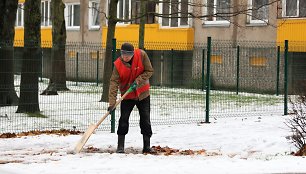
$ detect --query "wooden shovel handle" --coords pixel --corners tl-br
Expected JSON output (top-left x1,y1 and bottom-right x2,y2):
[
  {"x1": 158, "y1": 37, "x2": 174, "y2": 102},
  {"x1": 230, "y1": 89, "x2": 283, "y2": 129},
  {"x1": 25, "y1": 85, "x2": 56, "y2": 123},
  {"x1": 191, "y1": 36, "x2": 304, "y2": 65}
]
[{"x1": 95, "y1": 87, "x2": 133, "y2": 128}]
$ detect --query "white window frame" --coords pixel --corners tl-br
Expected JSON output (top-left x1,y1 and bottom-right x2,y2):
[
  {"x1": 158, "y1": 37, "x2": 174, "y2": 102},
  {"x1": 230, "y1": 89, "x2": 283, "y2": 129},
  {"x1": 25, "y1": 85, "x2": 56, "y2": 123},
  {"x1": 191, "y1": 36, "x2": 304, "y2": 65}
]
[
  {"x1": 117, "y1": 0, "x2": 132, "y2": 25},
  {"x1": 202, "y1": 0, "x2": 231, "y2": 27},
  {"x1": 41, "y1": 0, "x2": 52, "y2": 27},
  {"x1": 15, "y1": 3, "x2": 24, "y2": 27},
  {"x1": 247, "y1": 0, "x2": 269, "y2": 25},
  {"x1": 158, "y1": 0, "x2": 191, "y2": 28},
  {"x1": 282, "y1": 0, "x2": 299, "y2": 17},
  {"x1": 89, "y1": 1, "x2": 100, "y2": 29},
  {"x1": 65, "y1": 3, "x2": 81, "y2": 30}
]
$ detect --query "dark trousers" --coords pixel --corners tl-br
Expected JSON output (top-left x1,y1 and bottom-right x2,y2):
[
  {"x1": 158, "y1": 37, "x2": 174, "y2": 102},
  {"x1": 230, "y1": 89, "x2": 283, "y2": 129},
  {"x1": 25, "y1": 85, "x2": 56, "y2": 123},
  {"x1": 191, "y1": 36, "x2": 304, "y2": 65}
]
[{"x1": 117, "y1": 96, "x2": 152, "y2": 137}]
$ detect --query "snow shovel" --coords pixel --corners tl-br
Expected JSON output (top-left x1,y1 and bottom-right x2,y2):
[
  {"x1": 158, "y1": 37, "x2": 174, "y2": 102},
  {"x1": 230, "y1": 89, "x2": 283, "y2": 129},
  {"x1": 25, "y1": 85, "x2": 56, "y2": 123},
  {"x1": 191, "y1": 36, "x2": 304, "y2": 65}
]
[{"x1": 74, "y1": 84, "x2": 136, "y2": 153}]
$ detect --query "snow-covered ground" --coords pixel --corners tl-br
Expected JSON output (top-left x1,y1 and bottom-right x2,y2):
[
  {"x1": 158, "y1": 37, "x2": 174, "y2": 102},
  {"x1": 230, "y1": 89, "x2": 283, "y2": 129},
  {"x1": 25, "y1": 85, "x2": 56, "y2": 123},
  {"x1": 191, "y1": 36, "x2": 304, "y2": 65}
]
[
  {"x1": 1, "y1": 115, "x2": 306, "y2": 174},
  {"x1": 0, "y1": 76, "x2": 302, "y2": 173}
]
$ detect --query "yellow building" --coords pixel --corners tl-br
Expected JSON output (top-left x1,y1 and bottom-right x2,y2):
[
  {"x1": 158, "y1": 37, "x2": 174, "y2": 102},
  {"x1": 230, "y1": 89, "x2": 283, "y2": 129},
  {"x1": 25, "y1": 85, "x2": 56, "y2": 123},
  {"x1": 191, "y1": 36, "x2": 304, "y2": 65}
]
[
  {"x1": 15, "y1": 0, "x2": 194, "y2": 50},
  {"x1": 14, "y1": 0, "x2": 305, "y2": 50},
  {"x1": 277, "y1": 0, "x2": 306, "y2": 52}
]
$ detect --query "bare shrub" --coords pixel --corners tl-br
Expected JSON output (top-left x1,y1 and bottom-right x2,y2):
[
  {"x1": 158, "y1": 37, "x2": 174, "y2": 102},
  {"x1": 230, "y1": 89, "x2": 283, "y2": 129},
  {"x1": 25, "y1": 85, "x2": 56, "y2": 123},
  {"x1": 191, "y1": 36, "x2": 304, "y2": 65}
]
[{"x1": 287, "y1": 95, "x2": 306, "y2": 156}]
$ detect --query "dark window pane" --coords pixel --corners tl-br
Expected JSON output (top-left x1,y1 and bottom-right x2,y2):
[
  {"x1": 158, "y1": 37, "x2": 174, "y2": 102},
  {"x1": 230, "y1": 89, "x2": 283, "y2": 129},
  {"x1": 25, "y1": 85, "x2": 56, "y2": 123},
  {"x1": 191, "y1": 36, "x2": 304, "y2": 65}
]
[
  {"x1": 45, "y1": 2, "x2": 48, "y2": 26},
  {"x1": 124, "y1": 0, "x2": 129, "y2": 23},
  {"x1": 180, "y1": 0, "x2": 188, "y2": 25},
  {"x1": 252, "y1": 0, "x2": 268, "y2": 20},
  {"x1": 131, "y1": 1, "x2": 140, "y2": 24},
  {"x1": 299, "y1": 0, "x2": 306, "y2": 17},
  {"x1": 216, "y1": 0, "x2": 230, "y2": 21},
  {"x1": 207, "y1": 0, "x2": 214, "y2": 21},
  {"x1": 73, "y1": 5, "x2": 80, "y2": 26},
  {"x1": 170, "y1": 0, "x2": 178, "y2": 27},
  {"x1": 41, "y1": 2, "x2": 45, "y2": 25},
  {"x1": 92, "y1": 2, "x2": 100, "y2": 26},
  {"x1": 68, "y1": 5, "x2": 72, "y2": 26},
  {"x1": 17, "y1": 4, "x2": 22, "y2": 26},
  {"x1": 147, "y1": 1, "x2": 156, "y2": 24},
  {"x1": 286, "y1": 0, "x2": 297, "y2": 16},
  {"x1": 162, "y1": 1, "x2": 170, "y2": 26},
  {"x1": 49, "y1": 2, "x2": 52, "y2": 25},
  {"x1": 119, "y1": 0, "x2": 123, "y2": 19}
]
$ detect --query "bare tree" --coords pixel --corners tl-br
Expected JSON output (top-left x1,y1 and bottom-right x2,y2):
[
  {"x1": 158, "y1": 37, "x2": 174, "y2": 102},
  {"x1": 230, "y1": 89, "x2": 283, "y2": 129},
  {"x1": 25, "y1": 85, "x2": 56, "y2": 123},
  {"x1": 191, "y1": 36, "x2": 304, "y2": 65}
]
[
  {"x1": 41, "y1": 0, "x2": 68, "y2": 95},
  {"x1": 16, "y1": 0, "x2": 41, "y2": 113},
  {"x1": 287, "y1": 95, "x2": 306, "y2": 156},
  {"x1": 0, "y1": 0, "x2": 19, "y2": 106},
  {"x1": 100, "y1": 0, "x2": 119, "y2": 102},
  {"x1": 138, "y1": 0, "x2": 148, "y2": 49}
]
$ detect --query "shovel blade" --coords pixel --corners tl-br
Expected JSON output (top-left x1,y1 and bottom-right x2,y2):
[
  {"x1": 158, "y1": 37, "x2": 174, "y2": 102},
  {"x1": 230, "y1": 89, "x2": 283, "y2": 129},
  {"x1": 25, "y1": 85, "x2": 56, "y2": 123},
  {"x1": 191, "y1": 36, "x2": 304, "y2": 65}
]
[{"x1": 74, "y1": 124, "x2": 96, "y2": 153}]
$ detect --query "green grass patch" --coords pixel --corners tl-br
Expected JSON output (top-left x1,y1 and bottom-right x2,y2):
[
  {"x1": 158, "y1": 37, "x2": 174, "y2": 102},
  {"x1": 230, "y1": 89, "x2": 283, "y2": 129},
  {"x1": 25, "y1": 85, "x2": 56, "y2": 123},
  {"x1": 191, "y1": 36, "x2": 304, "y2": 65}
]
[
  {"x1": 151, "y1": 87, "x2": 282, "y2": 106},
  {"x1": 26, "y1": 112, "x2": 48, "y2": 118},
  {"x1": 210, "y1": 93, "x2": 282, "y2": 105}
]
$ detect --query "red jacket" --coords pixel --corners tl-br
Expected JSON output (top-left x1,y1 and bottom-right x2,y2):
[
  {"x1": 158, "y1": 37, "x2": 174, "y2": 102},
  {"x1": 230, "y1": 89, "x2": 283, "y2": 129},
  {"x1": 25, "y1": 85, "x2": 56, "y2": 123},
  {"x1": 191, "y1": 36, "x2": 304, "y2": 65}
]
[{"x1": 114, "y1": 49, "x2": 150, "y2": 99}]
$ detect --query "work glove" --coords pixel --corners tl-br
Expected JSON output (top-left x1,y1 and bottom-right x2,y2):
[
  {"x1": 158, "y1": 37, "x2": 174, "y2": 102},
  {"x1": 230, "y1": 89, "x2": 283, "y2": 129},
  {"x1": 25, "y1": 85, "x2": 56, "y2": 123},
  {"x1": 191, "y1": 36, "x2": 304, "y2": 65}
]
[
  {"x1": 130, "y1": 81, "x2": 137, "y2": 91},
  {"x1": 107, "y1": 105, "x2": 115, "y2": 112}
]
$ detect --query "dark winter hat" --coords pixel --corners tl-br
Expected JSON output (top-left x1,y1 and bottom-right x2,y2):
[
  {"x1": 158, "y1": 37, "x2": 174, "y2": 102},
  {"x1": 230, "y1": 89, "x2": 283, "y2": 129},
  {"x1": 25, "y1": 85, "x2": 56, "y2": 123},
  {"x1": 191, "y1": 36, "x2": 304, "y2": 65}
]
[{"x1": 121, "y1": 42, "x2": 134, "y2": 51}]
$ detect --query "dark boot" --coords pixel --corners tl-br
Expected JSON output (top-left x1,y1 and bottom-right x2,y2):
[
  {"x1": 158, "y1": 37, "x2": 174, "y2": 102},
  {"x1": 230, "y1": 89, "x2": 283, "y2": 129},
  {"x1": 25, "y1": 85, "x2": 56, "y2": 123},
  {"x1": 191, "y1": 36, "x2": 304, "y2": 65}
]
[
  {"x1": 116, "y1": 135, "x2": 125, "y2": 153},
  {"x1": 142, "y1": 135, "x2": 156, "y2": 154}
]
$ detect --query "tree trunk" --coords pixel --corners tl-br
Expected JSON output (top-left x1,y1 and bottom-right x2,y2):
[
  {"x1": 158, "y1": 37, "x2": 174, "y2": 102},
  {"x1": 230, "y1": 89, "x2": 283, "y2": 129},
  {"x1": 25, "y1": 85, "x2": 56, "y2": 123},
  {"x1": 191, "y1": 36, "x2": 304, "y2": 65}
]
[
  {"x1": 41, "y1": 0, "x2": 68, "y2": 95},
  {"x1": 16, "y1": 0, "x2": 41, "y2": 113},
  {"x1": 100, "y1": 0, "x2": 118, "y2": 102},
  {"x1": 0, "y1": 0, "x2": 19, "y2": 106},
  {"x1": 138, "y1": 0, "x2": 147, "y2": 49}
]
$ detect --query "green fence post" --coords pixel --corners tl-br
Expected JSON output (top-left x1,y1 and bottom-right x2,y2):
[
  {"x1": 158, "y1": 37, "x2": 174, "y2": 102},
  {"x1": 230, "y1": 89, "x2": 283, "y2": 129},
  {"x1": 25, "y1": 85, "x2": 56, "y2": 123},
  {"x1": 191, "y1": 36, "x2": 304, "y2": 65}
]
[
  {"x1": 205, "y1": 37, "x2": 211, "y2": 123},
  {"x1": 284, "y1": 40, "x2": 288, "y2": 115},
  {"x1": 111, "y1": 38, "x2": 116, "y2": 133},
  {"x1": 171, "y1": 49, "x2": 174, "y2": 88},
  {"x1": 96, "y1": 51, "x2": 99, "y2": 86},
  {"x1": 276, "y1": 46, "x2": 280, "y2": 96},
  {"x1": 76, "y1": 52, "x2": 79, "y2": 86},
  {"x1": 236, "y1": 45, "x2": 240, "y2": 95},
  {"x1": 202, "y1": 49, "x2": 205, "y2": 91}
]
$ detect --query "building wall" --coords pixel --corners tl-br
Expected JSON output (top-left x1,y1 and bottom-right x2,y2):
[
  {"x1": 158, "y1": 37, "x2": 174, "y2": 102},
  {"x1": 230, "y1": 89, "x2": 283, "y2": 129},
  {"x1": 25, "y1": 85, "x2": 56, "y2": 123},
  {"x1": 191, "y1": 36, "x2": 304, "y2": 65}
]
[
  {"x1": 63, "y1": 0, "x2": 103, "y2": 43},
  {"x1": 193, "y1": 0, "x2": 278, "y2": 43}
]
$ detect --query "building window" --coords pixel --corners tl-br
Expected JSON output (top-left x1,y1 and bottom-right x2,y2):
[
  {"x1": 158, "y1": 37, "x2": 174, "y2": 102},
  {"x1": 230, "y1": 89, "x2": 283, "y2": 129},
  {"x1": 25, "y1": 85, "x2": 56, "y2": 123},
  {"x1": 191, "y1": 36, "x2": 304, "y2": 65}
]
[
  {"x1": 65, "y1": 3, "x2": 80, "y2": 29},
  {"x1": 16, "y1": 3, "x2": 24, "y2": 27},
  {"x1": 247, "y1": 0, "x2": 269, "y2": 24},
  {"x1": 203, "y1": 0, "x2": 231, "y2": 26},
  {"x1": 89, "y1": 1, "x2": 100, "y2": 29},
  {"x1": 117, "y1": 0, "x2": 131, "y2": 24},
  {"x1": 41, "y1": 0, "x2": 52, "y2": 26},
  {"x1": 282, "y1": 0, "x2": 306, "y2": 17},
  {"x1": 159, "y1": 0, "x2": 190, "y2": 27},
  {"x1": 130, "y1": 1, "x2": 156, "y2": 24},
  {"x1": 114, "y1": 1, "x2": 156, "y2": 25}
]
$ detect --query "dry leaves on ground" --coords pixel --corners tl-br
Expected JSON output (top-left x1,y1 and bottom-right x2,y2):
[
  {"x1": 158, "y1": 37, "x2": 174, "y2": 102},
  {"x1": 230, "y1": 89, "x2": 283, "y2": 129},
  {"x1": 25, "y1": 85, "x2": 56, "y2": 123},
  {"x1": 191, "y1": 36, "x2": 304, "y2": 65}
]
[{"x1": 0, "y1": 129, "x2": 83, "y2": 138}]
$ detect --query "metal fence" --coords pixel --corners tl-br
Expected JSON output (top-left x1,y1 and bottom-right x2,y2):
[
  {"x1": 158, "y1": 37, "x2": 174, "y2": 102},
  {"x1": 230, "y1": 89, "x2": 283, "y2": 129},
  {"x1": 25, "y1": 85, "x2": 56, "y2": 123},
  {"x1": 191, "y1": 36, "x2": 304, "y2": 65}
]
[{"x1": 0, "y1": 38, "x2": 305, "y2": 133}]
